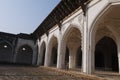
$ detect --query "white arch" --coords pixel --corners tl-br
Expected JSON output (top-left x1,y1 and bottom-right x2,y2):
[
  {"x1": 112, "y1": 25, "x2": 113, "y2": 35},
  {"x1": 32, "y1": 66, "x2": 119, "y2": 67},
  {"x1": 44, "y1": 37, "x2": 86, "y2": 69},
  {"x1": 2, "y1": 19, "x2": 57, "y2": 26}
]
[
  {"x1": 89, "y1": 3, "x2": 120, "y2": 73},
  {"x1": 60, "y1": 24, "x2": 82, "y2": 69},
  {"x1": 62, "y1": 24, "x2": 82, "y2": 43},
  {"x1": 38, "y1": 40, "x2": 46, "y2": 65},
  {"x1": 45, "y1": 35, "x2": 58, "y2": 67}
]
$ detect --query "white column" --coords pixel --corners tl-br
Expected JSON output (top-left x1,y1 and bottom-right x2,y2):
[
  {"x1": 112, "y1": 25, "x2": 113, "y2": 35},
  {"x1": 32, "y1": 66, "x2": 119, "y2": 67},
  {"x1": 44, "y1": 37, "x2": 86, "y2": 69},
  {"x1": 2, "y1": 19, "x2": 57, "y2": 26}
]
[
  {"x1": 37, "y1": 39, "x2": 40, "y2": 65},
  {"x1": 118, "y1": 42, "x2": 120, "y2": 74},
  {"x1": 38, "y1": 46, "x2": 44, "y2": 65},
  {"x1": 69, "y1": 48, "x2": 77, "y2": 69},
  {"x1": 118, "y1": 57, "x2": 120, "y2": 74},
  {"x1": 82, "y1": 15, "x2": 93, "y2": 74},
  {"x1": 44, "y1": 38, "x2": 51, "y2": 66},
  {"x1": 57, "y1": 42, "x2": 66, "y2": 69},
  {"x1": 57, "y1": 31, "x2": 66, "y2": 69}
]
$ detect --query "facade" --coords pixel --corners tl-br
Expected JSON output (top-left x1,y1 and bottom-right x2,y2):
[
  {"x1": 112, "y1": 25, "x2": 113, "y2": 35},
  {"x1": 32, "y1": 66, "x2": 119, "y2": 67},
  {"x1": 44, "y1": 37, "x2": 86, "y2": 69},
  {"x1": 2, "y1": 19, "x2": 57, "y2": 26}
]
[
  {"x1": 0, "y1": 0, "x2": 120, "y2": 75},
  {"x1": 34, "y1": 0, "x2": 120, "y2": 74},
  {"x1": 0, "y1": 32, "x2": 37, "y2": 65}
]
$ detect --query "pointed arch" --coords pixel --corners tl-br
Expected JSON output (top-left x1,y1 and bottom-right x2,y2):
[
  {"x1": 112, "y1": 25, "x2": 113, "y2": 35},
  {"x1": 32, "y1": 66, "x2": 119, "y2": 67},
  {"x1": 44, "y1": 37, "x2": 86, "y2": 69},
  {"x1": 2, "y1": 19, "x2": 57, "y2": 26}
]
[
  {"x1": 0, "y1": 41, "x2": 13, "y2": 63},
  {"x1": 39, "y1": 41, "x2": 46, "y2": 65},
  {"x1": 61, "y1": 24, "x2": 82, "y2": 69},
  {"x1": 62, "y1": 24, "x2": 82, "y2": 43},
  {"x1": 89, "y1": 4, "x2": 120, "y2": 73},
  {"x1": 47, "y1": 35, "x2": 58, "y2": 67},
  {"x1": 16, "y1": 45, "x2": 33, "y2": 65},
  {"x1": 95, "y1": 36, "x2": 118, "y2": 71}
]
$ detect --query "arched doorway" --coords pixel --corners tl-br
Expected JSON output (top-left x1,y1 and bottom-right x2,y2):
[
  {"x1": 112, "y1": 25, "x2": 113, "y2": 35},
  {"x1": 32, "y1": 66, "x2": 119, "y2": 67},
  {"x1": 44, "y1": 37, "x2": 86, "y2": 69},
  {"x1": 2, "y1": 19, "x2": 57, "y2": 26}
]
[
  {"x1": 48, "y1": 36, "x2": 58, "y2": 67},
  {"x1": 39, "y1": 41, "x2": 46, "y2": 65},
  {"x1": 76, "y1": 46, "x2": 82, "y2": 68},
  {"x1": 16, "y1": 45, "x2": 33, "y2": 65},
  {"x1": 42, "y1": 47, "x2": 46, "y2": 65},
  {"x1": 0, "y1": 41, "x2": 13, "y2": 63},
  {"x1": 95, "y1": 37, "x2": 118, "y2": 72},
  {"x1": 95, "y1": 50, "x2": 104, "y2": 70},
  {"x1": 51, "y1": 47, "x2": 57, "y2": 66},
  {"x1": 90, "y1": 4, "x2": 120, "y2": 74},
  {"x1": 63, "y1": 27, "x2": 82, "y2": 69},
  {"x1": 65, "y1": 47, "x2": 69, "y2": 68}
]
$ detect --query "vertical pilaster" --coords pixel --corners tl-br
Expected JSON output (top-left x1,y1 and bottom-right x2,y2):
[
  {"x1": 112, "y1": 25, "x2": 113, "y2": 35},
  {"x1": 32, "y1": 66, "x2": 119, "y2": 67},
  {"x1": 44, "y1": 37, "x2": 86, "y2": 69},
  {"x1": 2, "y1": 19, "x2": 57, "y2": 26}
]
[
  {"x1": 118, "y1": 43, "x2": 120, "y2": 74},
  {"x1": 82, "y1": 12, "x2": 93, "y2": 74},
  {"x1": 32, "y1": 39, "x2": 39, "y2": 65},
  {"x1": 118, "y1": 57, "x2": 120, "y2": 74},
  {"x1": 44, "y1": 37, "x2": 50, "y2": 67},
  {"x1": 57, "y1": 31, "x2": 66, "y2": 69},
  {"x1": 37, "y1": 39, "x2": 41, "y2": 65},
  {"x1": 69, "y1": 48, "x2": 77, "y2": 69}
]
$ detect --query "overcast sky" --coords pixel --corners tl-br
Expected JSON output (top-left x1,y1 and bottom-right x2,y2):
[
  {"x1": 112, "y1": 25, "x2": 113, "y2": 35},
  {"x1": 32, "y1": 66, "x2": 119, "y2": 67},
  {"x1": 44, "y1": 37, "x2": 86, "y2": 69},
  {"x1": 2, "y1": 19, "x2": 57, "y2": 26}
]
[{"x1": 0, "y1": 0, "x2": 60, "y2": 34}]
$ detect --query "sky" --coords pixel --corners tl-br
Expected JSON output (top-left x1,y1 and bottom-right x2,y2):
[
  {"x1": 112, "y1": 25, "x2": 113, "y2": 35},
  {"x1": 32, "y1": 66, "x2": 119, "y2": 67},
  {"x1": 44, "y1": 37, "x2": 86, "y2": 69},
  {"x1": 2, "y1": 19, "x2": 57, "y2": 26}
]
[{"x1": 0, "y1": 0, "x2": 60, "y2": 34}]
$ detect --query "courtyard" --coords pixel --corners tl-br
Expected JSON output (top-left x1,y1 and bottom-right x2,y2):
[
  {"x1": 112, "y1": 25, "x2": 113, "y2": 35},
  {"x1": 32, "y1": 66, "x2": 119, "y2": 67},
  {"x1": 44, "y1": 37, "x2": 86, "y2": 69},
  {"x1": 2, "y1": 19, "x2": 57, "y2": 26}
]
[{"x1": 0, "y1": 65, "x2": 118, "y2": 80}]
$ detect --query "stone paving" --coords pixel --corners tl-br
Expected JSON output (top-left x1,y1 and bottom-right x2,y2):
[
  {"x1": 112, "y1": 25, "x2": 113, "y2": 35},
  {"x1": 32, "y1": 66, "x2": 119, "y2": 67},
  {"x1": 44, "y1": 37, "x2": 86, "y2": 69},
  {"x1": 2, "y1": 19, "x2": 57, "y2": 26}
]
[
  {"x1": 0, "y1": 65, "x2": 119, "y2": 80},
  {"x1": 0, "y1": 65, "x2": 82, "y2": 80},
  {"x1": 94, "y1": 71, "x2": 120, "y2": 80}
]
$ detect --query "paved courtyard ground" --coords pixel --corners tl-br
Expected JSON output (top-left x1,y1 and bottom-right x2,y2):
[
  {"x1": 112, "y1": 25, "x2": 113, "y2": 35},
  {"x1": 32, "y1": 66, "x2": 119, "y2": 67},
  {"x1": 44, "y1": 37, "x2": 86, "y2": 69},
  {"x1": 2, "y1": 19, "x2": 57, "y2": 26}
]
[
  {"x1": 0, "y1": 65, "x2": 119, "y2": 80},
  {"x1": 0, "y1": 65, "x2": 80, "y2": 80}
]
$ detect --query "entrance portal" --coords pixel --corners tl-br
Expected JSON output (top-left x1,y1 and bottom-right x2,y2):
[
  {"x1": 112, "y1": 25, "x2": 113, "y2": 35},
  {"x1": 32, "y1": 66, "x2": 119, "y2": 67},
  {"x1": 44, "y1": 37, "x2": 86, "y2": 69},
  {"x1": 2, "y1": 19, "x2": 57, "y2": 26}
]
[{"x1": 95, "y1": 37, "x2": 118, "y2": 72}]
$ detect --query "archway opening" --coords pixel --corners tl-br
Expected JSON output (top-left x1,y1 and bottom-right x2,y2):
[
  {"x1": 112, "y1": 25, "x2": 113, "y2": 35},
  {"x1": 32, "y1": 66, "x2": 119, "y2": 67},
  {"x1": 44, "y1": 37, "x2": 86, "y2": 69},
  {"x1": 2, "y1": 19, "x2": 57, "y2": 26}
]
[
  {"x1": 0, "y1": 42, "x2": 13, "y2": 63},
  {"x1": 51, "y1": 47, "x2": 57, "y2": 66},
  {"x1": 65, "y1": 47, "x2": 69, "y2": 68},
  {"x1": 95, "y1": 50, "x2": 104, "y2": 69},
  {"x1": 16, "y1": 45, "x2": 33, "y2": 65},
  {"x1": 49, "y1": 36, "x2": 58, "y2": 67},
  {"x1": 90, "y1": 5, "x2": 120, "y2": 74},
  {"x1": 40, "y1": 42, "x2": 46, "y2": 66},
  {"x1": 76, "y1": 46, "x2": 82, "y2": 68},
  {"x1": 64, "y1": 27, "x2": 82, "y2": 69},
  {"x1": 41, "y1": 48, "x2": 46, "y2": 65},
  {"x1": 95, "y1": 37, "x2": 118, "y2": 72}
]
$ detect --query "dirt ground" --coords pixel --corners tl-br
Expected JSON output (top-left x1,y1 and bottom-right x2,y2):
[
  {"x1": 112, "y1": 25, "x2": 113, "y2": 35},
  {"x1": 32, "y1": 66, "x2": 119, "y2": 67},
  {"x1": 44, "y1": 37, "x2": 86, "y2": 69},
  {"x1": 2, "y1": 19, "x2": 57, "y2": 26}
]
[
  {"x1": 0, "y1": 65, "x2": 81, "y2": 80},
  {"x1": 0, "y1": 65, "x2": 119, "y2": 80}
]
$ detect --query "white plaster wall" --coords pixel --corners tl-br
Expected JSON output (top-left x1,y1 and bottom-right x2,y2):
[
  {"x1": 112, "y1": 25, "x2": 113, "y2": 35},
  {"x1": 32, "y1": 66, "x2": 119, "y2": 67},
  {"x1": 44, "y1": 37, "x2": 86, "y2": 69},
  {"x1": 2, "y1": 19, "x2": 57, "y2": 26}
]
[
  {"x1": 88, "y1": 0, "x2": 120, "y2": 31},
  {"x1": 39, "y1": 9, "x2": 84, "y2": 68},
  {"x1": 88, "y1": 0, "x2": 109, "y2": 30},
  {"x1": 39, "y1": 8, "x2": 84, "y2": 49}
]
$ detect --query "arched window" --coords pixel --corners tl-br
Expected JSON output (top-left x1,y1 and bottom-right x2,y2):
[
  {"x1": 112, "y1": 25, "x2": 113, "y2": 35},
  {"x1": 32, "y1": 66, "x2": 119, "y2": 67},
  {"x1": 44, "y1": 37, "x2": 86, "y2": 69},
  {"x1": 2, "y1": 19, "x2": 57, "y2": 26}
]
[
  {"x1": 16, "y1": 45, "x2": 33, "y2": 65},
  {"x1": 0, "y1": 41, "x2": 13, "y2": 63}
]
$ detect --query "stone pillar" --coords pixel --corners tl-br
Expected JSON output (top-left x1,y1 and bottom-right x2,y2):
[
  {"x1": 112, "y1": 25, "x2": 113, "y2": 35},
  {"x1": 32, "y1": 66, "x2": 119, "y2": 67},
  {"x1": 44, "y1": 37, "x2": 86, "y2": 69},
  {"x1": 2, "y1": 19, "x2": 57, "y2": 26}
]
[
  {"x1": 32, "y1": 43, "x2": 38, "y2": 65},
  {"x1": 82, "y1": 15, "x2": 94, "y2": 74},
  {"x1": 38, "y1": 46, "x2": 44, "y2": 65},
  {"x1": 44, "y1": 39, "x2": 50, "y2": 67},
  {"x1": 69, "y1": 48, "x2": 77, "y2": 69},
  {"x1": 118, "y1": 42, "x2": 120, "y2": 74},
  {"x1": 57, "y1": 42, "x2": 66, "y2": 69},
  {"x1": 37, "y1": 39, "x2": 41, "y2": 65},
  {"x1": 57, "y1": 31, "x2": 66, "y2": 69},
  {"x1": 118, "y1": 57, "x2": 120, "y2": 74}
]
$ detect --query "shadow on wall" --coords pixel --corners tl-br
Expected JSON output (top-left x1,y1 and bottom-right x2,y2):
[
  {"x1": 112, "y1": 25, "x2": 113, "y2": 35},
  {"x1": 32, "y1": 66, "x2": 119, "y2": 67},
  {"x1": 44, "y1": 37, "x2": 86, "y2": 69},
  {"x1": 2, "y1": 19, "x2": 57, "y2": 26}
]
[{"x1": 16, "y1": 45, "x2": 33, "y2": 65}]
